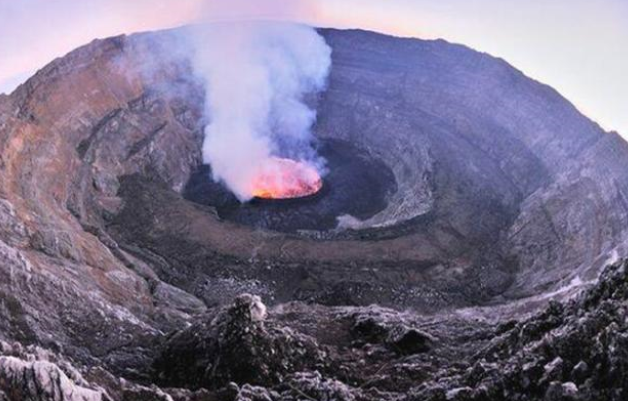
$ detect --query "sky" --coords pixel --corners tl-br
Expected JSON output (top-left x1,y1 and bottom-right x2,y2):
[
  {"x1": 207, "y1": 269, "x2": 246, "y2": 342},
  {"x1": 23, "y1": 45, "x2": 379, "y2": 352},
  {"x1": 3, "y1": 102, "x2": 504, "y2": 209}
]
[{"x1": 0, "y1": 0, "x2": 626, "y2": 136}]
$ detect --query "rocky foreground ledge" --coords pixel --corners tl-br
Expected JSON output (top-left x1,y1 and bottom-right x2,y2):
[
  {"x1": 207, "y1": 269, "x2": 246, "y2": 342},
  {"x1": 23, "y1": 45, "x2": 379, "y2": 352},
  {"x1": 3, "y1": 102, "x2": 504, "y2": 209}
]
[{"x1": 0, "y1": 259, "x2": 625, "y2": 401}]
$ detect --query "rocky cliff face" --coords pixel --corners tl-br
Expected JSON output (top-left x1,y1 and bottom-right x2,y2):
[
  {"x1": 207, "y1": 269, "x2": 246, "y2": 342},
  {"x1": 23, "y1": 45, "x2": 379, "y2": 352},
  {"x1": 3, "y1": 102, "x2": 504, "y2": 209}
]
[{"x1": 0, "y1": 27, "x2": 626, "y2": 400}]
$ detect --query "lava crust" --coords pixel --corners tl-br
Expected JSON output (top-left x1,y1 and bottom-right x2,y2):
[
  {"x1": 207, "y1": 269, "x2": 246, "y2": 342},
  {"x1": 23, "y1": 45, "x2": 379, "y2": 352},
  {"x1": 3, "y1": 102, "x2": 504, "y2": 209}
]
[{"x1": 184, "y1": 138, "x2": 396, "y2": 233}]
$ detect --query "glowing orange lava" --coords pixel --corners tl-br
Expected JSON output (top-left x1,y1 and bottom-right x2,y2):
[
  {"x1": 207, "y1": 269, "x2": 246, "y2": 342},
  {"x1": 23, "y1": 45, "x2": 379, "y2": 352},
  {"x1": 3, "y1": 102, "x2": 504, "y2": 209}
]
[{"x1": 251, "y1": 157, "x2": 323, "y2": 199}]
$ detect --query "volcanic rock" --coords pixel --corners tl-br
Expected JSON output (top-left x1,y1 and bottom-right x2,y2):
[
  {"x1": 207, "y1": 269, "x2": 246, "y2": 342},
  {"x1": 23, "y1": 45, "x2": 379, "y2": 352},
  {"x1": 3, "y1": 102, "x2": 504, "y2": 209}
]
[
  {"x1": 350, "y1": 308, "x2": 434, "y2": 355},
  {"x1": 0, "y1": 341, "x2": 108, "y2": 401},
  {"x1": 153, "y1": 294, "x2": 323, "y2": 390}
]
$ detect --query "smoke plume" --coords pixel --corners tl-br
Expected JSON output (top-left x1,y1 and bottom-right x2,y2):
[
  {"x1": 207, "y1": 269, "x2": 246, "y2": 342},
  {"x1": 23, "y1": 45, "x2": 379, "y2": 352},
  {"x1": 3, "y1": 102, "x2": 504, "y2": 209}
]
[{"x1": 190, "y1": 18, "x2": 331, "y2": 201}]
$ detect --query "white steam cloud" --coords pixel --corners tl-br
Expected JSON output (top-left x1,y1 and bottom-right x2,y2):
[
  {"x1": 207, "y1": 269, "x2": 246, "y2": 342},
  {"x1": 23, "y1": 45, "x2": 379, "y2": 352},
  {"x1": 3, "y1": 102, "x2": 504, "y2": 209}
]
[{"x1": 190, "y1": 21, "x2": 331, "y2": 201}]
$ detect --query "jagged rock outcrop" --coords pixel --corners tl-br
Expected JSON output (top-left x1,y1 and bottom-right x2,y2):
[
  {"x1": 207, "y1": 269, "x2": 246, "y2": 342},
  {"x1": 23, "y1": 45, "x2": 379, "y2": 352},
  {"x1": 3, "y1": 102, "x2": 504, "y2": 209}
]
[
  {"x1": 404, "y1": 260, "x2": 628, "y2": 401},
  {"x1": 350, "y1": 307, "x2": 435, "y2": 355},
  {"x1": 153, "y1": 294, "x2": 323, "y2": 389},
  {"x1": 0, "y1": 258, "x2": 625, "y2": 400},
  {"x1": 0, "y1": 342, "x2": 108, "y2": 401}
]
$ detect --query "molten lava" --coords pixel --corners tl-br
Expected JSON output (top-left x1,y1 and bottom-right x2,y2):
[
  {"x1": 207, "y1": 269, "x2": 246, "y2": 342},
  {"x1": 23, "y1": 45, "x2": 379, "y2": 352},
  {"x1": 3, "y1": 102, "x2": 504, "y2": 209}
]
[{"x1": 251, "y1": 157, "x2": 323, "y2": 200}]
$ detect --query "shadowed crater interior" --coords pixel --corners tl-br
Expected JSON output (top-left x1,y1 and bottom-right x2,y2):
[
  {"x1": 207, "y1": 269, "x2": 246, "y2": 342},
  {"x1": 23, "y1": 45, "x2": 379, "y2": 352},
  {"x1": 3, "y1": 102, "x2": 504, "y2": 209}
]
[{"x1": 183, "y1": 139, "x2": 397, "y2": 233}]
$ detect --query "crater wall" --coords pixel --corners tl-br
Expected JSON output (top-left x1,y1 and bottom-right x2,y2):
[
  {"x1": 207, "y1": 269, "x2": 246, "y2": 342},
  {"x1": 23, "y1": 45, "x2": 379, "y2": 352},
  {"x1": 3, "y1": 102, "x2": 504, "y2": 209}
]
[{"x1": 0, "y1": 28, "x2": 626, "y2": 377}]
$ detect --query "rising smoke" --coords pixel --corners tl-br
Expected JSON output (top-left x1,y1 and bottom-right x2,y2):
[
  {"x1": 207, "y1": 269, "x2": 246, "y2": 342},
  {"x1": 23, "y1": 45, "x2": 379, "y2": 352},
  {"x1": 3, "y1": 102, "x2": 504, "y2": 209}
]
[{"x1": 190, "y1": 15, "x2": 331, "y2": 201}]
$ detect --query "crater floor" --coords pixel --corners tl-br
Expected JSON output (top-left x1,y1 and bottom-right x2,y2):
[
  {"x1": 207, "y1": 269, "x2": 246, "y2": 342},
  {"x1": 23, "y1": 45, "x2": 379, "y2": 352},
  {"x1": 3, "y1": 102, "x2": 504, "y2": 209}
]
[{"x1": 183, "y1": 139, "x2": 397, "y2": 233}]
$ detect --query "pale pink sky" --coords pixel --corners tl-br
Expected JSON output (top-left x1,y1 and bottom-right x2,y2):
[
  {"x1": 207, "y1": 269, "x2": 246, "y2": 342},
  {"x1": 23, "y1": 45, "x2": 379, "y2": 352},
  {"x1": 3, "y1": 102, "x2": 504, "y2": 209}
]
[{"x1": 1, "y1": 0, "x2": 626, "y2": 136}]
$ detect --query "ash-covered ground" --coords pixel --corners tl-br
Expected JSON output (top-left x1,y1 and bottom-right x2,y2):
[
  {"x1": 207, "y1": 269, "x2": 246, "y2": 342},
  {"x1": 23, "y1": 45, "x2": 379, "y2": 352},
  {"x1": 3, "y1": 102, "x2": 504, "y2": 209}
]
[{"x1": 0, "y1": 27, "x2": 627, "y2": 400}]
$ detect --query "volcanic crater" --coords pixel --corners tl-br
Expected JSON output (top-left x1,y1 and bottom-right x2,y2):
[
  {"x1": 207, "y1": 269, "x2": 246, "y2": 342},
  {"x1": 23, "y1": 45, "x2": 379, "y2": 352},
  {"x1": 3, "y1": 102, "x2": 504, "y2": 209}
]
[
  {"x1": 183, "y1": 138, "x2": 397, "y2": 233},
  {"x1": 0, "y1": 26, "x2": 627, "y2": 401},
  {"x1": 51, "y1": 28, "x2": 622, "y2": 319}
]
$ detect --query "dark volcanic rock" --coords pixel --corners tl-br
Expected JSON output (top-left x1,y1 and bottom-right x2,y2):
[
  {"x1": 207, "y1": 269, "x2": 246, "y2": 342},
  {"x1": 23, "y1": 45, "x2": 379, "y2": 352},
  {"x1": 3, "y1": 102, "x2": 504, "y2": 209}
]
[
  {"x1": 183, "y1": 138, "x2": 397, "y2": 233},
  {"x1": 402, "y1": 260, "x2": 628, "y2": 401},
  {"x1": 0, "y1": 260, "x2": 624, "y2": 400},
  {"x1": 153, "y1": 294, "x2": 323, "y2": 389},
  {"x1": 351, "y1": 308, "x2": 435, "y2": 355}
]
